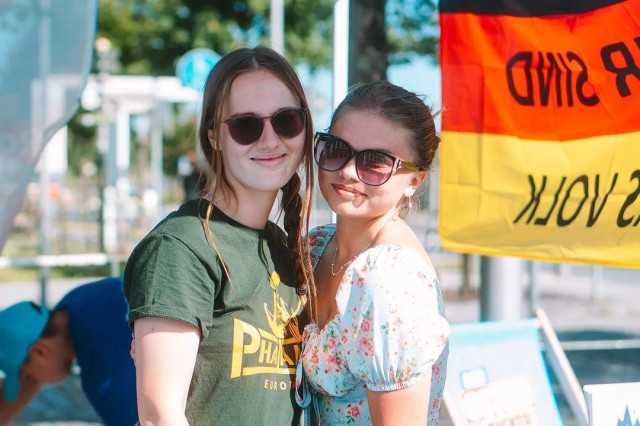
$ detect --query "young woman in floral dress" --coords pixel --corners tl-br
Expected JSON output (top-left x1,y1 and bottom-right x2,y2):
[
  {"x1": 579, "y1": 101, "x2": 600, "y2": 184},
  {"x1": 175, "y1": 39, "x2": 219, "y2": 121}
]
[{"x1": 296, "y1": 81, "x2": 450, "y2": 425}]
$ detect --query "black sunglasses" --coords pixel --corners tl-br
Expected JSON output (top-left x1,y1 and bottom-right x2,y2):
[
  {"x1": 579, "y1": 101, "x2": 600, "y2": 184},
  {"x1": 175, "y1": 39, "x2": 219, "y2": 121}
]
[
  {"x1": 313, "y1": 132, "x2": 423, "y2": 186},
  {"x1": 222, "y1": 107, "x2": 308, "y2": 145}
]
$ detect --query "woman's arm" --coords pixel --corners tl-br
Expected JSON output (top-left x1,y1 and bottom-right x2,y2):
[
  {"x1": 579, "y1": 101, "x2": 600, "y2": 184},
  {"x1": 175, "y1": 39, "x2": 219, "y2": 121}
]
[
  {"x1": 133, "y1": 317, "x2": 201, "y2": 426},
  {"x1": 367, "y1": 375, "x2": 432, "y2": 425}
]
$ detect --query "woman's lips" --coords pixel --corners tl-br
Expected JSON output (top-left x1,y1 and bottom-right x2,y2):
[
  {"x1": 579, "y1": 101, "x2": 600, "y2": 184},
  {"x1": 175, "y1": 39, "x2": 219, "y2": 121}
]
[
  {"x1": 251, "y1": 153, "x2": 287, "y2": 167},
  {"x1": 332, "y1": 183, "x2": 364, "y2": 197}
]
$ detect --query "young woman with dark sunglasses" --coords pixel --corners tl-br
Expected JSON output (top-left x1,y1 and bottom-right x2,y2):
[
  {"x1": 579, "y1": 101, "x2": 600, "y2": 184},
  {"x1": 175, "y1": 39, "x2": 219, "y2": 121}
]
[
  {"x1": 296, "y1": 81, "x2": 450, "y2": 425},
  {"x1": 124, "y1": 47, "x2": 316, "y2": 425}
]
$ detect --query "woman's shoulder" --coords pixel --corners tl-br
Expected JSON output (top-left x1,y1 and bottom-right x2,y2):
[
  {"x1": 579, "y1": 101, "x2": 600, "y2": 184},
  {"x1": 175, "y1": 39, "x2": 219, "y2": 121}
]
[
  {"x1": 343, "y1": 244, "x2": 446, "y2": 329},
  {"x1": 131, "y1": 201, "x2": 213, "y2": 259},
  {"x1": 367, "y1": 243, "x2": 435, "y2": 277},
  {"x1": 306, "y1": 223, "x2": 335, "y2": 253},
  {"x1": 307, "y1": 223, "x2": 336, "y2": 241},
  {"x1": 152, "y1": 200, "x2": 205, "y2": 233},
  {"x1": 345, "y1": 243, "x2": 439, "y2": 302},
  {"x1": 369, "y1": 219, "x2": 436, "y2": 274},
  {"x1": 305, "y1": 224, "x2": 336, "y2": 267}
]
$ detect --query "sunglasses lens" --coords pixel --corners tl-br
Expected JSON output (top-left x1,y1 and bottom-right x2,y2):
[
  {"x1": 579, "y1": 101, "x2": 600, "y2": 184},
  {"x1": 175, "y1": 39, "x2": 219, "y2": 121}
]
[
  {"x1": 227, "y1": 115, "x2": 264, "y2": 145},
  {"x1": 272, "y1": 108, "x2": 306, "y2": 139},
  {"x1": 314, "y1": 133, "x2": 398, "y2": 186},
  {"x1": 315, "y1": 136, "x2": 351, "y2": 171},
  {"x1": 357, "y1": 151, "x2": 394, "y2": 186}
]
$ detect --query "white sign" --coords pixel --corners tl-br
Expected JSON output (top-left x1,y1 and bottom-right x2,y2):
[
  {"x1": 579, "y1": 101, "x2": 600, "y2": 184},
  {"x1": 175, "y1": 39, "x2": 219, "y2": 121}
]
[{"x1": 584, "y1": 382, "x2": 640, "y2": 426}]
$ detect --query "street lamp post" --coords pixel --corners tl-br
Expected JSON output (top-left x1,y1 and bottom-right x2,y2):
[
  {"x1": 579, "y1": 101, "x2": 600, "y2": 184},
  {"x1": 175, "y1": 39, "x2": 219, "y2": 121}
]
[
  {"x1": 95, "y1": 37, "x2": 120, "y2": 259},
  {"x1": 270, "y1": 0, "x2": 284, "y2": 54}
]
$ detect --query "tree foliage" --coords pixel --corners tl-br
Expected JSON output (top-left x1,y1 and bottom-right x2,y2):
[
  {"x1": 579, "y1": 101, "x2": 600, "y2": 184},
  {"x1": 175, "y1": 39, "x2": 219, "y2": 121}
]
[
  {"x1": 96, "y1": 0, "x2": 334, "y2": 75},
  {"x1": 96, "y1": 0, "x2": 437, "y2": 76},
  {"x1": 349, "y1": 0, "x2": 439, "y2": 84},
  {"x1": 386, "y1": 0, "x2": 439, "y2": 64}
]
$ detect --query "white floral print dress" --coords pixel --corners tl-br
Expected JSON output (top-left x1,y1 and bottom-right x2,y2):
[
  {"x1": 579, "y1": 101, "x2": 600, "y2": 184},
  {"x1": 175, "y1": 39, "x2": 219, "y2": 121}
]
[{"x1": 295, "y1": 224, "x2": 450, "y2": 425}]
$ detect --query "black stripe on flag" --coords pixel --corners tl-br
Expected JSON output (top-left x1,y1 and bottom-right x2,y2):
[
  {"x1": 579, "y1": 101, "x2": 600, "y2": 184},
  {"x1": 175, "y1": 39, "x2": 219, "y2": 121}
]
[{"x1": 439, "y1": 0, "x2": 628, "y2": 16}]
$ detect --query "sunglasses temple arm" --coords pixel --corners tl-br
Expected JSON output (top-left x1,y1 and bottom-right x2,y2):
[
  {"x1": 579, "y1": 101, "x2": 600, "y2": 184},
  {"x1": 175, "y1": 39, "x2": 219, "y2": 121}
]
[{"x1": 399, "y1": 160, "x2": 423, "y2": 172}]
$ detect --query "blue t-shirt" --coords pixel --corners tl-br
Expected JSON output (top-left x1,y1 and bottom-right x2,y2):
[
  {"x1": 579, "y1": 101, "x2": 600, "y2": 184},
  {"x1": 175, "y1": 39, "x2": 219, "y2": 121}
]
[{"x1": 55, "y1": 277, "x2": 137, "y2": 426}]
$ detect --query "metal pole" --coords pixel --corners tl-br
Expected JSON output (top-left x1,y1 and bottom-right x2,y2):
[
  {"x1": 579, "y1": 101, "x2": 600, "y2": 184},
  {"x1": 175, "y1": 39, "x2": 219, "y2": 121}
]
[
  {"x1": 115, "y1": 107, "x2": 130, "y2": 253},
  {"x1": 333, "y1": 0, "x2": 349, "y2": 109},
  {"x1": 151, "y1": 103, "x2": 164, "y2": 225},
  {"x1": 37, "y1": 0, "x2": 52, "y2": 307},
  {"x1": 527, "y1": 260, "x2": 540, "y2": 316},
  {"x1": 270, "y1": 0, "x2": 285, "y2": 54},
  {"x1": 38, "y1": 146, "x2": 50, "y2": 307},
  {"x1": 480, "y1": 256, "x2": 524, "y2": 321},
  {"x1": 536, "y1": 309, "x2": 589, "y2": 425},
  {"x1": 97, "y1": 109, "x2": 108, "y2": 252},
  {"x1": 460, "y1": 253, "x2": 471, "y2": 296},
  {"x1": 103, "y1": 115, "x2": 118, "y2": 254},
  {"x1": 590, "y1": 265, "x2": 603, "y2": 302},
  {"x1": 331, "y1": 0, "x2": 349, "y2": 223}
]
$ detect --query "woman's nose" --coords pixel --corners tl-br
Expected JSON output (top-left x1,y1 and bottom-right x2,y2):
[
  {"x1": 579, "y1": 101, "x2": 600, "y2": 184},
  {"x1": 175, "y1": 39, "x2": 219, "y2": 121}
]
[
  {"x1": 338, "y1": 156, "x2": 359, "y2": 181},
  {"x1": 255, "y1": 119, "x2": 281, "y2": 149}
]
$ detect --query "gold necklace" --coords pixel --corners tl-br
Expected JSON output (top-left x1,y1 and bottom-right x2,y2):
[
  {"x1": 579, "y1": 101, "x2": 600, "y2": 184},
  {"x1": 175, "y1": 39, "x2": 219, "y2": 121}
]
[{"x1": 330, "y1": 218, "x2": 393, "y2": 276}]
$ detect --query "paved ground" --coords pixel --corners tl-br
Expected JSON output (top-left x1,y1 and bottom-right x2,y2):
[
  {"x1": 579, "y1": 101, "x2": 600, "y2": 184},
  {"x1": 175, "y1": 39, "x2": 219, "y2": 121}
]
[{"x1": 2, "y1": 252, "x2": 639, "y2": 424}]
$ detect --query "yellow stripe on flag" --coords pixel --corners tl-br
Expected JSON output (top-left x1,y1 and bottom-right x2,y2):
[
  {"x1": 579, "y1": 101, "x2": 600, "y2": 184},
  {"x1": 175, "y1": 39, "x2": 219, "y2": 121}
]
[{"x1": 440, "y1": 130, "x2": 640, "y2": 267}]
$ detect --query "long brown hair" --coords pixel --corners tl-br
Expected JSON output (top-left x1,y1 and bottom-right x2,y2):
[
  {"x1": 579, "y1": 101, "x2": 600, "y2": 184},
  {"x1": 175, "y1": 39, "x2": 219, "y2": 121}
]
[
  {"x1": 329, "y1": 81, "x2": 441, "y2": 218},
  {"x1": 198, "y1": 46, "x2": 316, "y2": 317}
]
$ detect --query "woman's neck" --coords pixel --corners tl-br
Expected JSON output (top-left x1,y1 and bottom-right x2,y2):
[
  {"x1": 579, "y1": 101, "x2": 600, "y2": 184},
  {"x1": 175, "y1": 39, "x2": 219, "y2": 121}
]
[
  {"x1": 211, "y1": 188, "x2": 278, "y2": 230},
  {"x1": 333, "y1": 210, "x2": 397, "y2": 255}
]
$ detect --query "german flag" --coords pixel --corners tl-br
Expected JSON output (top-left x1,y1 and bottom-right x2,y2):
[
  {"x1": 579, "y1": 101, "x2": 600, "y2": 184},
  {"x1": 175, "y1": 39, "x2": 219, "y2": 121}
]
[{"x1": 439, "y1": 0, "x2": 640, "y2": 267}]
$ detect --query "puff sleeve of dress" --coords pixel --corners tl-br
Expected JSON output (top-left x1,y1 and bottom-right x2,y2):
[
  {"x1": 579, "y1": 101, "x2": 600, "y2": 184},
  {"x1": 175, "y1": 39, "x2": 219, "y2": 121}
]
[{"x1": 339, "y1": 244, "x2": 450, "y2": 392}]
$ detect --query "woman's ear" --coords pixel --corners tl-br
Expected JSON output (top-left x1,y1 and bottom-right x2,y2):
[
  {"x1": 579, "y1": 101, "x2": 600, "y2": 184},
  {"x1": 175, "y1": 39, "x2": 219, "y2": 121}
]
[{"x1": 409, "y1": 171, "x2": 428, "y2": 191}]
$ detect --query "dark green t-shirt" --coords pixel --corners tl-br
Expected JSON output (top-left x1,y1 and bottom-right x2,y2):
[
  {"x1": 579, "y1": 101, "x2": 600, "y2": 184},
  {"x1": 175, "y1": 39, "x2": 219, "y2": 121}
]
[{"x1": 124, "y1": 199, "x2": 306, "y2": 425}]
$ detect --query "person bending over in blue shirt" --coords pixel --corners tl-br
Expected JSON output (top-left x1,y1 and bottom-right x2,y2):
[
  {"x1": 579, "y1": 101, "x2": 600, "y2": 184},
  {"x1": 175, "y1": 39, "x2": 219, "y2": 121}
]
[{"x1": 0, "y1": 276, "x2": 137, "y2": 426}]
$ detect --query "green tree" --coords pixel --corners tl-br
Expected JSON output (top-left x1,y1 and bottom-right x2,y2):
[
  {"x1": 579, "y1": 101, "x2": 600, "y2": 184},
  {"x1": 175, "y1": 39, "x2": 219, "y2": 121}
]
[
  {"x1": 95, "y1": 0, "x2": 438, "y2": 77},
  {"x1": 350, "y1": 0, "x2": 439, "y2": 84},
  {"x1": 96, "y1": 0, "x2": 334, "y2": 75},
  {"x1": 66, "y1": 110, "x2": 98, "y2": 177}
]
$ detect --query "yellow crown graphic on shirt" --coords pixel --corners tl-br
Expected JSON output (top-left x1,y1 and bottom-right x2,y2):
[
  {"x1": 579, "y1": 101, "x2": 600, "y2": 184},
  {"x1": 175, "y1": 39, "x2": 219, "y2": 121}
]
[{"x1": 230, "y1": 271, "x2": 304, "y2": 381}]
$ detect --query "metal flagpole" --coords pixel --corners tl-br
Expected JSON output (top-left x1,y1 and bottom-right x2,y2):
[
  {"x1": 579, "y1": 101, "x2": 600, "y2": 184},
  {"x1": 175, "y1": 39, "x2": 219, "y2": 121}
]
[
  {"x1": 330, "y1": 0, "x2": 349, "y2": 224},
  {"x1": 37, "y1": 0, "x2": 53, "y2": 307},
  {"x1": 480, "y1": 256, "x2": 525, "y2": 321},
  {"x1": 270, "y1": 0, "x2": 285, "y2": 54}
]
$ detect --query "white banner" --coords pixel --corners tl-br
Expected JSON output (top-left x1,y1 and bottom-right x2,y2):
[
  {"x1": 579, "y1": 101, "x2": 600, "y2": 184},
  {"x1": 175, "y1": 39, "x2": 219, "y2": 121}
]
[{"x1": 0, "y1": 0, "x2": 97, "y2": 252}]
